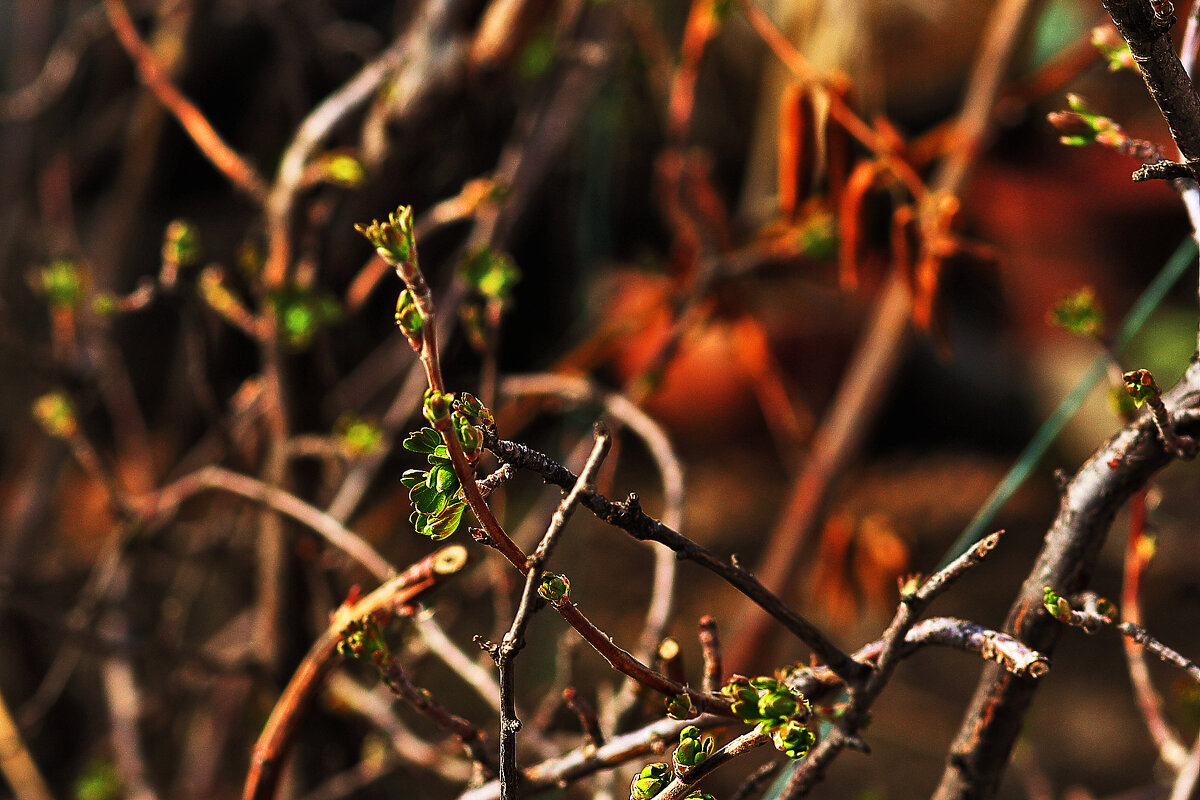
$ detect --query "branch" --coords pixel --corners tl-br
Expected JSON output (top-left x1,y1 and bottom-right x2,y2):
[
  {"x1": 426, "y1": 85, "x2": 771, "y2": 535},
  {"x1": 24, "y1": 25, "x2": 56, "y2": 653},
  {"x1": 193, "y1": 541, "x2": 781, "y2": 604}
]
[
  {"x1": 147, "y1": 465, "x2": 395, "y2": 582},
  {"x1": 488, "y1": 426, "x2": 611, "y2": 799},
  {"x1": 104, "y1": 0, "x2": 267, "y2": 203},
  {"x1": 242, "y1": 545, "x2": 470, "y2": 800},
  {"x1": 485, "y1": 433, "x2": 868, "y2": 686},
  {"x1": 1102, "y1": 0, "x2": 1200, "y2": 177},
  {"x1": 932, "y1": 364, "x2": 1200, "y2": 800},
  {"x1": 458, "y1": 716, "x2": 731, "y2": 800}
]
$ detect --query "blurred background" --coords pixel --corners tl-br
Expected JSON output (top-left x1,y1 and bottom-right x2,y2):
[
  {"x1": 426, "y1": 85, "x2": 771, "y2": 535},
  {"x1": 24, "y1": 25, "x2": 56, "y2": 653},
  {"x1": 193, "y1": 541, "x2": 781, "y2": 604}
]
[{"x1": 2, "y1": 1, "x2": 1200, "y2": 798}]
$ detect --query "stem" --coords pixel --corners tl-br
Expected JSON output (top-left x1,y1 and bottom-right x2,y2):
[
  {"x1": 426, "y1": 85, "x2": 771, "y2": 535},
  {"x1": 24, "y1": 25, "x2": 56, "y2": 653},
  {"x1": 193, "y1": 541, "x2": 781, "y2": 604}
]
[
  {"x1": 486, "y1": 434, "x2": 868, "y2": 686},
  {"x1": 104, "y1": 0, "x2": 266, "y2": 203},
  {"x1": 242, "y1": 545, "x2": 470, "y2": 800},
  {"x1": 493, "y1": 427, "x2": 612, "y2": 799}
]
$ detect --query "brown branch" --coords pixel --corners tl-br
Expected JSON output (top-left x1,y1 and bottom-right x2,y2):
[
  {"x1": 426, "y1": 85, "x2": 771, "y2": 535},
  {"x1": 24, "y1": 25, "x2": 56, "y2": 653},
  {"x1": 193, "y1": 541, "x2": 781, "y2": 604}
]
[
  {"x1": 562, "y1": 687, "x2": 604, "y2": 749},
  {"x1": 489, "y1": 426, "x2": 612, "y2": 799},
  {"x1": 104, "y1": 0, "x2": 267, "y2": 203},
  {"x1": 147, "y1": 464, "x2": 395, "y2": 582},
  {"x1": 378, "y1": 656, "x2": 498, "y2": 775},
  {"x1": 485, "y1": 434, "x2": 868, "y2": 686},
  {"x1": 242, "y1": 545, "x2": 470, "y2": 800},
  {"x1": 1102, "y1": 0, "x2": 1200, "y2": 178},
  {"x1": 459, "y1": 716, "x2": 731, "y2": 800},
  {"x1": 698, "y1": 616, "x2": 722, "y2": 693},
  {"x1": 932, "y1": 367, "x2": 1200, "y2": 800},
  {"x1": 0, "y1": 673, "x2": 54, "y2": 800}
]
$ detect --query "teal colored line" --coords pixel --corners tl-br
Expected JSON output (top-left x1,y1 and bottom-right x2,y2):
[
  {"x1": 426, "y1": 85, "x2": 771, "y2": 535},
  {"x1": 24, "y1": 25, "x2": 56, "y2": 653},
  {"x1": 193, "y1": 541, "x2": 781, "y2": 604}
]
[{"x1": 938, "y1": 237, "x2": 1198, "y2": 568}]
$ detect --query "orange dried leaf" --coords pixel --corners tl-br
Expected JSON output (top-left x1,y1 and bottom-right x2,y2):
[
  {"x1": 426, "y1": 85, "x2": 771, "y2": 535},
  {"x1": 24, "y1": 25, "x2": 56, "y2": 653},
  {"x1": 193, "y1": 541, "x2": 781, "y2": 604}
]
[
  {"x1": 777, "y1": 83, "x2": 812, "y2": 221},
  {"x1": 837, "y1": 160, "x2": 882, "y2": 292}
]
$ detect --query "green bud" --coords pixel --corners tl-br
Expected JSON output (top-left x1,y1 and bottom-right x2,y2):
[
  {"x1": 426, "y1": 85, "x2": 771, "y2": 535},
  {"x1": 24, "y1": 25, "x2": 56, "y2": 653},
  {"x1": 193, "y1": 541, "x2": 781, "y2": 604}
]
[
  {"x1": 673, "y1": 726, "x2": 714, "y2": 769},
  {"x1": 394, "y1": 289, "x2": 423, "y2": 345},
  {"x1": 630, "y1": 763, "x2": 671, "y2": 800},
  {"x1": 269, "y1": 287, "x2": 341, "y2": 350},
  {"x1": 1091, "y1": 25, "x2": 1135, "y2": 72},
  {"x1": 1049, "y1": 287, "x2": 1104, "y2": 339},
  {"x1": 32, "y1": 392, "x2": 78, "y2": 439},
  {"x1": 91, "y1": 292, "x2": 118, "y2": 316},
  {"x1": 35, "y1": 258, "x2": 86, "y2": 308},
  {"x1": 355, "y1": 206, "x2": 416, "y2": 267},
  {"x1": 1043, "y1": 587, "x2": 1072, "y2": 621},
  {"x1": 757, "y1": 689, "x2": 799, "y2": 721},
  {"x1": 665, "y1": 693, "x2": 694, "y2": 720},
  {"x1": 337, "y1": 615, "x2": 388, "y2": 661},
  {"x1": 1123, "y1": 369, "x2": 1160, "y2": 408},
  {"x1": 683, "y1": 794, "x2": 716, "y2": 800},
  {"x1": 453, "y1": 412, "x2": 483, "y2": 457},
  {"x1": 335, "y1": 414, "x2": 383, "y2": 457},
  {"x1": 317, "y1": 151, "x2": 366, "y2": 188},
  {"x1": 771, "y1": 719, "x2": 816, "y2": 759},
  {"x1": 162, "y1": 219, "x2": 200, "y2": 268},
  {"x1": 423, "y1": 389, "x2": 453, "y2": 425},
  {"x1": 537, "y1": 573, "x2": 570, "y2": 603}
]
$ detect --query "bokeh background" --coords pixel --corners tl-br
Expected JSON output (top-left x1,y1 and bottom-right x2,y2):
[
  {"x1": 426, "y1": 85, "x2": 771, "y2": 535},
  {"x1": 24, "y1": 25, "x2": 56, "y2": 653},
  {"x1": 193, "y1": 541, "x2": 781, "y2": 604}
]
[{"x1": 2, "y1": 1, "x2": 1200, "y2": 799}]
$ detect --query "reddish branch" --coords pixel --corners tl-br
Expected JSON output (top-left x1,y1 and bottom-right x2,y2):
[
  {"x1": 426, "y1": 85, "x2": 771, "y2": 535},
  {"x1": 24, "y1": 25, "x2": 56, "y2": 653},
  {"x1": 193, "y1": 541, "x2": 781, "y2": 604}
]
[
  {"x1": 104, "y1": 0, "x2": 267, "y2": 203},
  {"x1": 242, "y1": 545, "x2": 470, "y2": 800}
]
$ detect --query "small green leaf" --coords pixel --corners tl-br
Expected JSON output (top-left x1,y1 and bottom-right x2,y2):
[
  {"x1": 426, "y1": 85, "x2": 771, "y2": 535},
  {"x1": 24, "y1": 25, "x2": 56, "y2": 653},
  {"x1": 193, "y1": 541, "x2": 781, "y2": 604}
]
[
  {"x1": 317, "y1": 151, "x2": 366, "y2": 188},
  {"x1": 1048, "y1": 287, "x2": 1104, "y2": 339},
  {"x1": 429, "y1": 463, "x2": 459, "y2": 494},
  {"x1": 335, "y1": 413, "x2": 383, "y2": 457},
  {"x1": 423, "y1": 502, "x2": 466, "y2": 540},
  {"x1": 402, "y1": 428, "x2": 441, "y2": 454},
  {"x1": 400, "y1": 469, "x2": 426, "y2": 489},
  {"x1": 411, "y1": 482, "x2": 448, "y2": 516},
  {"x1": 459, "y1": 247, "x2": 521, "y2": 302},
  {"x1": 75, "y1": 758, "x2": 121, "y2": 800}
]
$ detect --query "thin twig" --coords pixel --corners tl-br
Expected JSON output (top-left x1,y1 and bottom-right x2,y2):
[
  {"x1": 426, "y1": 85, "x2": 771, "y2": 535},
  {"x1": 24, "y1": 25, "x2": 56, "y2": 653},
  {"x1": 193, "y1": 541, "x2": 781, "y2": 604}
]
[
  {"x1": 263, "y1": 0, "x2": 469, "y2": 288},
  {"x1": 486, "y1": 433, "x2": 868, "y2": 686},
  {"x1": 104, "y1": 0, "x2": 267, "y2": 203},
  {"x1": 1122, "y1": 490, "x2": 1188, "y2": 767},
  {"x1": 499, "y1": 373, "x2": 682, "y2": 719},
  {"x1": 379, "y1": 656, "x2": 498, "y2": 775},
  {"x1": 0, "y1": 680, "x2": 54, "y2": 800},
  {"x1": 653, "y1": 729, "x2": 772, "y2": 800},
  {"x1": 242, "y1": 545, "x2": 470, "y2": 800},
  {"x1": 489, "y1": 425, "x2": 611, "y2": 799},
  {"x1": 148, "y1": 464, "x2": 395, "y2": 581},
  {"x1": 459, "y1": 716, "x2": 731, "y2": 800}
]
